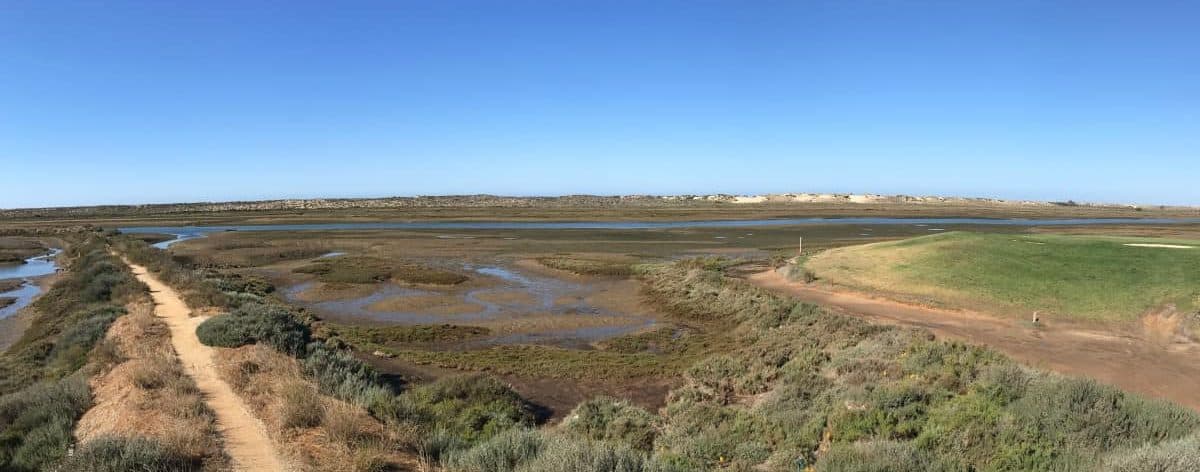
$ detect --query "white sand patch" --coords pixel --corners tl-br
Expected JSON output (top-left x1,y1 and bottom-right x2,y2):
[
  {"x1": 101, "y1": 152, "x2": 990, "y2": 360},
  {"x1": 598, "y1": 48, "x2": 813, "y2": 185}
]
[
  {"x1": 733, "y1": 195, "x2": 767, "y2": 203},
  {"x1": 1124, "y1": 243, "x2": 1195, "y2": 249}
]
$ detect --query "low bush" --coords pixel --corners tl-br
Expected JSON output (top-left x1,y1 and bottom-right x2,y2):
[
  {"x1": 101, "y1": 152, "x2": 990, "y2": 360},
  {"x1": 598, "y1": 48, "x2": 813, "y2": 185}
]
[
  {"x1": 0, "y1": 377, "x2": 92, "y2": 471},
  {"x1": 1105, "y1": 433, "x2": 1200, "y2": 471},
  {"x1": 403, "y1": 375, "x2": 538, "y2": 446},
  {"x1": 196, "y1": 302, "x2": 311, "y2": 356},
  {"x1": 279, "y1": 381, "x2": 324, "y2": 429},
  {"x1": 538, "y1": 256, "x2": 636, "y2": 276},
  {"x1": 815, "y1": 440, "x2": 940, "y2": 472},
  {"x1": 445, "y1": 429, "x2": 667, "y2": 472},
  {"x1": 562, "y1": 397, "x2": 659, "y2": 451},
  {"x1": 57, "y1": 435, "x2": 203, "y2": 472}
]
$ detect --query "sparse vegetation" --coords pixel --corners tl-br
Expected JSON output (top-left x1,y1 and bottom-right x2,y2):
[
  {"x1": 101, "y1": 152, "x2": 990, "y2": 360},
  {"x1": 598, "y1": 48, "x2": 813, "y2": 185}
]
[
  {"x1": 0, "y1": 237, "x2": 146, "y2": 471},
  {"x1": 321, "y1": 323, "x2": 491, "y2": 346},
  {"x1": 537, "y1": 255, "x2": 638, "y2": 276},
  {"x1": 57, "y1": 436, "x2": 204, "y2": 472},
  {"x1": 295, "y1": 255, "x2": 468, "y2": 285}
]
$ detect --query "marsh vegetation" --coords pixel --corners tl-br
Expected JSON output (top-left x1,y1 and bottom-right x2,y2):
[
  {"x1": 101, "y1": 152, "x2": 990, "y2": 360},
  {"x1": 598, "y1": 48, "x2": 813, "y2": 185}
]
[{"x1": 104, "y1": 231, "x2": 1200, "y2": 470}]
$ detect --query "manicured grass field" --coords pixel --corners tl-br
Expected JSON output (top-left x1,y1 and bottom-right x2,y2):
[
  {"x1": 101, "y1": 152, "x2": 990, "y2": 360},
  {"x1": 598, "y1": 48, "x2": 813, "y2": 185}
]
[{"x1": 805, "y1": 231, "x2": 1200, "y2": 321}]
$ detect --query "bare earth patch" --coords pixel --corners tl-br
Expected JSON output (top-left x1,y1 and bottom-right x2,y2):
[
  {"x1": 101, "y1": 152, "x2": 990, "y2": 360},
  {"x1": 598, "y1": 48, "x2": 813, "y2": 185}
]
[{"x1": 472, "y1": 290, "x2": 538, "y2": 305}]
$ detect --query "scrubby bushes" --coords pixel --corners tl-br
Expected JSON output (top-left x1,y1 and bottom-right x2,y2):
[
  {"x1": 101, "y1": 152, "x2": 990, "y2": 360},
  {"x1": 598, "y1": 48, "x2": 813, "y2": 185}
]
[
  {"x1": 562, "y1": 397, "x2": 658, "y2": 451},
  {"x1": 1105, "y1": 433, "x2": 1200, "y2": 471},
  {"x1": 0, "y1": 377, "x2": 91, "y2": 471},
  {"x1": 196, "y1": 302, "x2": 311, "y2": 356},
  {"x1": 815, "y1": 440, "x2": 940, "y2": 472},
  {"x1": 444, "y1": 429, "x2": 671, "y2": 472},
  {"x1": 0, "y1": 237, "x2": 146, "y2": 470},
  {"x1": 634, "y1": 260, "x2": 1200, "y2": 471},
  {"x1": 57, "y1": 436, "x2": 203, "y2": 472},
  {"x1": 403, "y1": 375, "x2": 538, "y2": 446},
  {"x1": 301, "y1": 343, "x2": 393, "y2": 414}
]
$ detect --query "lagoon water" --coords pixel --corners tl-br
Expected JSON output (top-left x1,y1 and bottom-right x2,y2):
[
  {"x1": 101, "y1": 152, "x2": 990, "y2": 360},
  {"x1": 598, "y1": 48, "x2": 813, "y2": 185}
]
[
  {"x1": 122, "y1": 216, "x2": 1200, "y2": 247},
  {"x1": 0, "y1": 249, "x2": 61, "y2": 319}
]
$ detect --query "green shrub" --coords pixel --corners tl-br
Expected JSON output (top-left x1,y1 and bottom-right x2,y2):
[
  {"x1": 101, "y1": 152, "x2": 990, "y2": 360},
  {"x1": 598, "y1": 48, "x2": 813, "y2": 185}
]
[
  {"x1": 46, "y1": 306, "x2": 125, "y2": 376},
  {"x1": 403, "y1": 375, "x2": 537, "y2": 446},
  {"x1": 196, "y1": 302, "x2": 311, "y2": 356},
  {"x1": 0, "y1": 377, "x2": 92, "y2": 471},
  {"x1": 1104, "y1": 433, "x2": 1200, "y2": 471},
  {"x1": 443, "y1": 429, "x2": 546, "y2": 472},
  {"x1": 302, "y1": 343, "x2": 393, "y2": 411},
  {"x1": 516, "y1": 436, "x2": 652, "y2": 472},
  {"x1": 815, "y1": 440, "x2": 939, "y2": 472},
  {"x1": 563, "y1": 397, "x2": 659, "y2": 451},
  {"x1": 57, "y1": 435, "x2": 203, "y2": 471},
  {"x1": 445, "y1": 429, "x2": 663, "y2": 472}
]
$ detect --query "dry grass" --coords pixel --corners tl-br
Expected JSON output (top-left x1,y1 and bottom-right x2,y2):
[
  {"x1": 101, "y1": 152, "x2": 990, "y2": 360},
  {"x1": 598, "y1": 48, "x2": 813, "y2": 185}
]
[
  {"x1": 214, "y1": 344, "x2": 419, "y2": 471},
  {"x1": 74, "y1": 301, "x2": 229, "y2": 469}
]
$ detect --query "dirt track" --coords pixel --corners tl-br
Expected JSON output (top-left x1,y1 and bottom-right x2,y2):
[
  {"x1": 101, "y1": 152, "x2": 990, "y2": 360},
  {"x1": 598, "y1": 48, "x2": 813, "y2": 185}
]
[
  {"x1": 127, "y1": 262, "x2": 285, "y2": 471},
  {"x1": 748, "y1": 269, "x2": 1200, "y2": 411}
]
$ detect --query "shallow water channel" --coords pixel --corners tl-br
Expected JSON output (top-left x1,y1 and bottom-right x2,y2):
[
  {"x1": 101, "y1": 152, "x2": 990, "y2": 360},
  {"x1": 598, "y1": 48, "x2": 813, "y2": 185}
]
[{"x1": 0, "y1": 249, "x2": 61, "y2": 319}]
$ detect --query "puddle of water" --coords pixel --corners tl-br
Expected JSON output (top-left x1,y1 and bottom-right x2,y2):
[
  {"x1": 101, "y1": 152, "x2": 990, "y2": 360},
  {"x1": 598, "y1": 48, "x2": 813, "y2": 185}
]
[
  {"x1": 0, "y1": 249, "x2": 61, "y2": 319},
  {"x1": 318, "y1": 251, "x2": 346, "y2": 258}
]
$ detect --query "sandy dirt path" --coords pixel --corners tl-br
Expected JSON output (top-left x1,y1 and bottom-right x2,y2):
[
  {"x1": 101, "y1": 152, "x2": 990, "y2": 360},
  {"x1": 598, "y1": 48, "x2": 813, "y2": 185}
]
[
  {"x1": 747, "y1": 269, "x2": 1200, "y2": 411},
  {"x1": 127, "y1": 262, "x2": 285, "y2": 471}
]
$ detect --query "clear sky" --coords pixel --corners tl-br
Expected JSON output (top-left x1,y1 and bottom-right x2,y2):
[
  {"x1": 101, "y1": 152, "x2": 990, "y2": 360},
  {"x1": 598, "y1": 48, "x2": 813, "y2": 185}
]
[{"x1": 2, "y1": 1, "x2": 1198, "y2": 209}]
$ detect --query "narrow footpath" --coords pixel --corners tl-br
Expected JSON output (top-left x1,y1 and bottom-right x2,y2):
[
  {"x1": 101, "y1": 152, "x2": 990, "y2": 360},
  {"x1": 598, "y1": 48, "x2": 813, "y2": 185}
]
[{"x1": 126, "y1": 261, "x2": 285, "y2": 471}]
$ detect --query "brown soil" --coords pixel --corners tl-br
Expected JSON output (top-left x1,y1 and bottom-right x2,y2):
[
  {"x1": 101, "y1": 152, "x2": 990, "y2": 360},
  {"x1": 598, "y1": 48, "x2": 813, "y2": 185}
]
[
  {"x1": 127, "y1": 261, "x2": 286, "y2": 471},
  {"x1": 747, "y1": 269, "x2": 1200, "y2": 411},
  {"x1": 472, "y1": 290, "x2": 538, "y2": 305}
]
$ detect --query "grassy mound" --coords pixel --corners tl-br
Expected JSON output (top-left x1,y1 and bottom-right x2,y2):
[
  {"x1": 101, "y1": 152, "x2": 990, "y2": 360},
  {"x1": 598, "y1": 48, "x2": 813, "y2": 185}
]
[
  {"x1": 804, "y1": 232, "x2": 1200, "y2": 321},
  {"x1": 321, "y1": 323, "x2": 490, "y2": 346},
  {"x1": 295, "y1": 255, "x2": 468, "y2": 285},
  {"x1": 537, "y1": 255, "x2": 637, "y2": 276}
]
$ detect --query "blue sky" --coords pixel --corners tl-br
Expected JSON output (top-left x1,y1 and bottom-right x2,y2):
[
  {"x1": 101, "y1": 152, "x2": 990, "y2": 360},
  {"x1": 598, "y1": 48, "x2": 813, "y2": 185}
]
[{"x1": 2, "y1": 1, "x2": 1198, "y2": 208}]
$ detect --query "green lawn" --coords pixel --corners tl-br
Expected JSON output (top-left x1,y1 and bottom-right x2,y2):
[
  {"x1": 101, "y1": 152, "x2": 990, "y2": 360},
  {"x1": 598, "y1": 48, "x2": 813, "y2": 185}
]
[{"x1": 805, "y1": 231, "x2": 1200, "y2": 321}]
